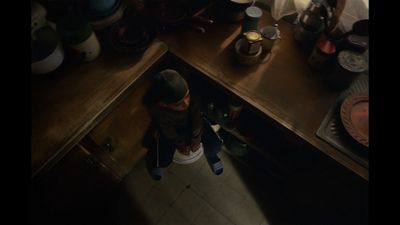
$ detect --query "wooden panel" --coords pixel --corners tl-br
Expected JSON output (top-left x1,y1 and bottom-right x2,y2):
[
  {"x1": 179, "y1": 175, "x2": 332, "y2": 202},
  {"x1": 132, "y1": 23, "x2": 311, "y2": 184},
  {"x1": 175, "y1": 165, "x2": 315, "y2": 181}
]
[
  {"x1": 159, "y1": 5, "x2": 368, "y2": 180},
  {"x1": 31, "y1": 144, "x2": 119, "y2": 225},
  {"x1": 31, "y1": 40, "x2": 167, "y2": 179},
  {"x1": 87, "y1": 75, "x2": 153, "y2": 177}
]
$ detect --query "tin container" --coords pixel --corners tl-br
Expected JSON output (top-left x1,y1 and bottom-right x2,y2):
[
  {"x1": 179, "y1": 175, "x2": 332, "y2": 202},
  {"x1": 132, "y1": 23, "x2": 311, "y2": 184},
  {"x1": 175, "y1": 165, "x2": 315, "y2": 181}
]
[
  {"x1": 234, "y1": 38, "x2": 262, "y2": 66},
  {"x1": 241, "y1": 30, "x2": 263, "y2": 55},
  {"x1": 242, "y1": 6, "x2": 262, "y2": 33},
  {"x1": 260, "y1": 24, "x2": 280, "y2": 52}
]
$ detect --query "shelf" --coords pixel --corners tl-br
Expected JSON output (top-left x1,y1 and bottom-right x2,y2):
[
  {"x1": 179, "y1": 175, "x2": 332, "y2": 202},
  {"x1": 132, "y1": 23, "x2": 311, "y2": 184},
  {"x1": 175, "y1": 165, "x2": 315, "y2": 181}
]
[{"x1": 204, "y1": 111, "x2": 293, "y2": 176}]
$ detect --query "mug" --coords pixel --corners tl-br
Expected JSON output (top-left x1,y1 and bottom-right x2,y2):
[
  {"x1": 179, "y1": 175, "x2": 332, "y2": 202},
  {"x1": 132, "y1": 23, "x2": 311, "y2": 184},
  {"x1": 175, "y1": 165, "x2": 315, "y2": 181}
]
[{"x1": 260, "y1": 24, "x2": 280, "y2": 52}]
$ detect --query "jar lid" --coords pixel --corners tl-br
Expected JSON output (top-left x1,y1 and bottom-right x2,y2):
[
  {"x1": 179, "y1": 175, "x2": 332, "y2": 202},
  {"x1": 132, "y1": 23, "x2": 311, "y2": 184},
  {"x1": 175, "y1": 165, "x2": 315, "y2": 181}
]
[
  {"x1": 338, "y1": 50, "x2": 368, "y2": 73},
  {"x1": 244, "y1": 31, "x2": 262, "y2": 42},
  {"x1": 245, "y1": 6, "x2": 262, "y2": 19},
  {"x1": 260, "y1": 25, "x2": 279, "y2": 39}
]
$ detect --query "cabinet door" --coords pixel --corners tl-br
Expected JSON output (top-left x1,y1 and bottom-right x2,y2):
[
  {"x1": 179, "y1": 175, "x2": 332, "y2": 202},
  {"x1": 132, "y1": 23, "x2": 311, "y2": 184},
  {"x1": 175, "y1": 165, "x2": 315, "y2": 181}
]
[
  {"x1": 31, "y1": 144, "x2": 120, "y2": 225},
  {"x1": 87, "y1": 76, "x2": 152, "y2": 178}
]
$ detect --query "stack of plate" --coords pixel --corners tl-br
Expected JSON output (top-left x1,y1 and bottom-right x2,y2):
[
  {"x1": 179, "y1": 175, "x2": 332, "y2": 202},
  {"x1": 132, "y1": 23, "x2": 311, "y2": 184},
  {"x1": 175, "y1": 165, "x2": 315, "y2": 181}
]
[{"x1": 109, "y1": 16, "x2": 155, "y2": 54}]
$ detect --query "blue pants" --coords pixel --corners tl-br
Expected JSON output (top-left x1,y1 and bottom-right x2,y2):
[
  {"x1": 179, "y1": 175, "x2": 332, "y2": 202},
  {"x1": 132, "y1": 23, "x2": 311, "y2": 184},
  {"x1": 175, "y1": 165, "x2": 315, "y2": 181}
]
[{"x1": 145, "y1": 117, "x2": 222, "y2": 168}]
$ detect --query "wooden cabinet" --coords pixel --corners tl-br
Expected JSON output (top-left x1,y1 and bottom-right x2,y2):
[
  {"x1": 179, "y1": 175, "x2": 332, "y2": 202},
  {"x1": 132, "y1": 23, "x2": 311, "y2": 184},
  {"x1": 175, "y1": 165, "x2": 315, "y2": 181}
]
[
  {"x1": 31, "y1": 40, "x2": 168, "y2": 224},
  {"x1": 85, "y1": 75, "x2": 153, "y2": 179},
  {"x1": 31, "y1": 144, "x2": 120, "y2": 225}
]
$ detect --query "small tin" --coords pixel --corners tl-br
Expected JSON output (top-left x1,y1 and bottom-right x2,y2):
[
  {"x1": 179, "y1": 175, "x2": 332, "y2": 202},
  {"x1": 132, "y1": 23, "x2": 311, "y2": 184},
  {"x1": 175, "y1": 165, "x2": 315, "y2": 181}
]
[
  {"x1": 241, "y1": 30, "x2": 263, "y2": 55},
  {"x1": 242, "y1": 6, "x2": 263, "y2": 33},
  {"x1": 260, "y1": 24, "x2": 280, "y2": 52}
]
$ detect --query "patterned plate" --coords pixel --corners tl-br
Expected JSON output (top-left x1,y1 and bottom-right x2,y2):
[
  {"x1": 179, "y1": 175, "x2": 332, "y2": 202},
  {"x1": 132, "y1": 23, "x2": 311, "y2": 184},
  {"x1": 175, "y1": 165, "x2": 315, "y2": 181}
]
[{"x1": 340, "y1": 92, "x2": 369, "y2": 147}]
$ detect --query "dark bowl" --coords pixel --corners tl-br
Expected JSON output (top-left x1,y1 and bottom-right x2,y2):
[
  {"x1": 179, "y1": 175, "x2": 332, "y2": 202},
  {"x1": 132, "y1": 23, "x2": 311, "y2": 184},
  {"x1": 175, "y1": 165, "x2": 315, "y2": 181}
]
[
  {"x1": 88, "y1": 0, "x2": 120, "y2": 21},
  {"x1": 222, "y1": 0, "x2": 254, "y2": 12},
  {"x1": 109, "y1": 20, "x2": 155, "y2": 54}
]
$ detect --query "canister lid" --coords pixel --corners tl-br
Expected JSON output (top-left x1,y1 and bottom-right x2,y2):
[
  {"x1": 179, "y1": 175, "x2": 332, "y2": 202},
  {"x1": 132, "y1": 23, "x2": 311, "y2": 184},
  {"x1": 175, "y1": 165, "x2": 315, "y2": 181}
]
[
  {"x1": 260, "y1": 25, "x2": 279, "y2": 39},
  {"x1": 338, "y1": 50, "x2": 368, "y2": 73},
  {"x1": 244, "y1": 31, "x2": 262, "y2": 42},
  {"x1": 245, "y1": 6, "x2": 262, "y2": 19}
]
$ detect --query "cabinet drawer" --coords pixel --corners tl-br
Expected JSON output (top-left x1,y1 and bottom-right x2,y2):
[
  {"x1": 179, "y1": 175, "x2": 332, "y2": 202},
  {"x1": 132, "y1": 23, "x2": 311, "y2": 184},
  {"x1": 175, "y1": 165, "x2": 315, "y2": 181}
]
[
  {"x1": 87, "y1": 75, "x2": 152, "y2": 177},
  {"x1": 32, "y1": 144, "x2": 119, "y2": 224}
]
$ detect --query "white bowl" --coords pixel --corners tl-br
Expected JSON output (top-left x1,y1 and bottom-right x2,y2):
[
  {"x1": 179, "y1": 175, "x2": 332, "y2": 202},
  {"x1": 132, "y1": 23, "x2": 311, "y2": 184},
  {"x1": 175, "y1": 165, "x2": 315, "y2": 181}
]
[{"x1": 173, "y1": 143, "x2": 204, "y2": 165}]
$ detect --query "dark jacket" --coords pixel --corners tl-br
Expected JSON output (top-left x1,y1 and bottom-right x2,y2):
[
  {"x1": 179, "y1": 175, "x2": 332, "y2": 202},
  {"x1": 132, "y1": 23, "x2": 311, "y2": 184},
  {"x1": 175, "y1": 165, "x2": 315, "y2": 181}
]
[{"x1": 148, "y1": 93, "x2": 203, "y2": 147}]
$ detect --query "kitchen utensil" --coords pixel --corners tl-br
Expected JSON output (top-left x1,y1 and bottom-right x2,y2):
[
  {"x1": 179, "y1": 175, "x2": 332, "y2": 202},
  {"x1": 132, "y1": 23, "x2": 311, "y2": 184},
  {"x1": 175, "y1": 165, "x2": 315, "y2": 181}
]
[
  {"x1": 234, "y1": 37, "x2": 262, "y2": 66},
  {"x1": 340, "y1": 92, "x2": 369, "y2": 147},
  {"x1": 90, "y1": 0, "x2": 125, "y2": 30},
  {"x1": 226, "y1": 0, "x2": 254, "y2": 12},
  {"x1": 242, "y1": 6, "x2": 262, "y2": 33},
  {"x1": 156, "y1": 0, "x2": 213, "y2": 33},
  {"x1": 87, "y1": 0, "x2": 119, "y2": 20},
  {"x1": 241, "y1": 30, "x2": 263, "y2": 55},
  {"x1": 260, "y1": 24, "x2": 281, "y2": 52},
  {"x1": 109, "y1": 15, "x2": 155, "y2": 54}
]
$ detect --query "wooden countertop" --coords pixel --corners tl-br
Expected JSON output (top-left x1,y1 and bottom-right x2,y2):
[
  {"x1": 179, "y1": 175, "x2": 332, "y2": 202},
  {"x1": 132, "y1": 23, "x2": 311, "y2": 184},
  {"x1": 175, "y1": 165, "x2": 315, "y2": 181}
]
[
  {"x1": 159, "y1": 6, "x2": 368, "y2": 180},
  {"x1": 31, "y1": 40, "x2": 168, "y2": 179}
]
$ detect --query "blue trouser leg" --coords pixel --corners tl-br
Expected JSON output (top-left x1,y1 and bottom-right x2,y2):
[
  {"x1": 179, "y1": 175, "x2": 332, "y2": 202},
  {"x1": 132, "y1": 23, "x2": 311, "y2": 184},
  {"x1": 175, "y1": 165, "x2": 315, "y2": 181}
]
[
  {"x1": 145, "y1": 133, "x2": 176, "y2": 169},
  {"x1": 201, "y1": 117, "x2": 223, "y2": 162}
]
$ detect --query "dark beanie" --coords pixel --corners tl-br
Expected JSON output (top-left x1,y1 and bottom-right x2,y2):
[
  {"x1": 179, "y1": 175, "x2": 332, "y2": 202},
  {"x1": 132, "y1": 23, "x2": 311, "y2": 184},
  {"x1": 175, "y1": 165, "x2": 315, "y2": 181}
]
[{"x1": 154, "y1": 69, "x2": 188, "y2": 104}]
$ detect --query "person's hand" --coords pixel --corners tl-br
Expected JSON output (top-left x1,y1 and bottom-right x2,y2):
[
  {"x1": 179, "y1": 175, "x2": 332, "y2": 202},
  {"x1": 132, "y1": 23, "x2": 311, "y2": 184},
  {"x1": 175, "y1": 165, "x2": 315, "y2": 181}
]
[
  {"x1": 190, "y1": 142, "x2": 201, "y2": 152},
  {"x1": 177, "y1": 144, "x2": 190, "y2": 155}
]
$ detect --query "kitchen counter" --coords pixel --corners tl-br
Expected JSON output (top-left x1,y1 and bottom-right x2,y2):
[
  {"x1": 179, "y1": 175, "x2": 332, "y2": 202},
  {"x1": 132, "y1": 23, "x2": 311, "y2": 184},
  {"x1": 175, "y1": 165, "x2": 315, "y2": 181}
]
[
  {"x1": 31, "y1": 5, "x2": 368, "y2": 181},
  {"x1": 31, "y1": 40, "x2": 168, "y2": 179},
  {"x1": 159, "y1": 6, "x2": 368, "y2": 180}
]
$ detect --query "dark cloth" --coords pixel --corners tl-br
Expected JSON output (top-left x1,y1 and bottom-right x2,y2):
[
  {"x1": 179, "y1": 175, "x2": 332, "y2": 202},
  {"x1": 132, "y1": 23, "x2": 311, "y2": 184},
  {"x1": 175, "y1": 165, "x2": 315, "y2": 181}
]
[{"x1": 145, "y1": 117, "x2": 222, "y2": 168}]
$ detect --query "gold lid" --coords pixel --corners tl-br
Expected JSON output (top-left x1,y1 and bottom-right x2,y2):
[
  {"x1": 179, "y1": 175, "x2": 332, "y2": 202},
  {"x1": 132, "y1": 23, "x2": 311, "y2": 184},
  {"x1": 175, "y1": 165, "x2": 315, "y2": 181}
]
[{"x1": 244, "y1": 31, "x2": 262, "y2": 42}]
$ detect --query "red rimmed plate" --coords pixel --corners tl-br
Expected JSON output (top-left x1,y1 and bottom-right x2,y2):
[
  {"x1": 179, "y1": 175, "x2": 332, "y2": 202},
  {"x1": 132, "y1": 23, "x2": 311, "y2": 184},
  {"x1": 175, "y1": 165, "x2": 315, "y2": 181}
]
[{"x1": 340, "y1": 92, "x2": 369, "y2": 147}]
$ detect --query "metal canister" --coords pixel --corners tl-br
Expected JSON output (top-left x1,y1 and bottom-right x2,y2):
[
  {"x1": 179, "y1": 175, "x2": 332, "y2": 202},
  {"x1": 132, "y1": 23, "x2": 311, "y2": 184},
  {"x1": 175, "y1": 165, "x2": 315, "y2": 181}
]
[
  {"x1": 241, "y1": 30, "x2": 263, "y2": 55},
  {"x1": 242, "y1": 6, "x2": 263, "y2": 33},
  {"x1": 260, "y1": 24, "x2": 280, "y2": 52}
]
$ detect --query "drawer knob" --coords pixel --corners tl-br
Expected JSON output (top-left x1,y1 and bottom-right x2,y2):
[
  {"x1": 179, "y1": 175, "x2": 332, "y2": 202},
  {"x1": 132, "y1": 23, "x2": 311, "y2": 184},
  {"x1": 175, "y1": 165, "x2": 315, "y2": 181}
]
[{"x1": 104, "y1": 137, "x2": 115, "y2": 152}]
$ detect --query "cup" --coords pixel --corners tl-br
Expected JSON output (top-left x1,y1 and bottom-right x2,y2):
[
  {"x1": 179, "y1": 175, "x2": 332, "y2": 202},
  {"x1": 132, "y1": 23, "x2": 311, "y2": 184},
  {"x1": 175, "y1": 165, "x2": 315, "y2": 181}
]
[
  {"x1": 260, "y1": 24, "x2": 280, "y2": 52},
  {"x1": 228, "y1": 100, "x2": 243, "y2": 120}
]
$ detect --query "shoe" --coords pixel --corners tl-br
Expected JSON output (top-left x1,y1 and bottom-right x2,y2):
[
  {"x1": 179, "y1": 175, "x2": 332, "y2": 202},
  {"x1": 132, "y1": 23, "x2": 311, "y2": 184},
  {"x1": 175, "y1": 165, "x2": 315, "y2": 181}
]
[
  {"x1": 151, "y1": 167, "x2": 163, "y2": 181},
  {"x1": 210, "y1": 160, "x2": 223, "y2": 175},
  {"x1": 173, "y1": 143, "x2": 204, "y2": 165}
]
